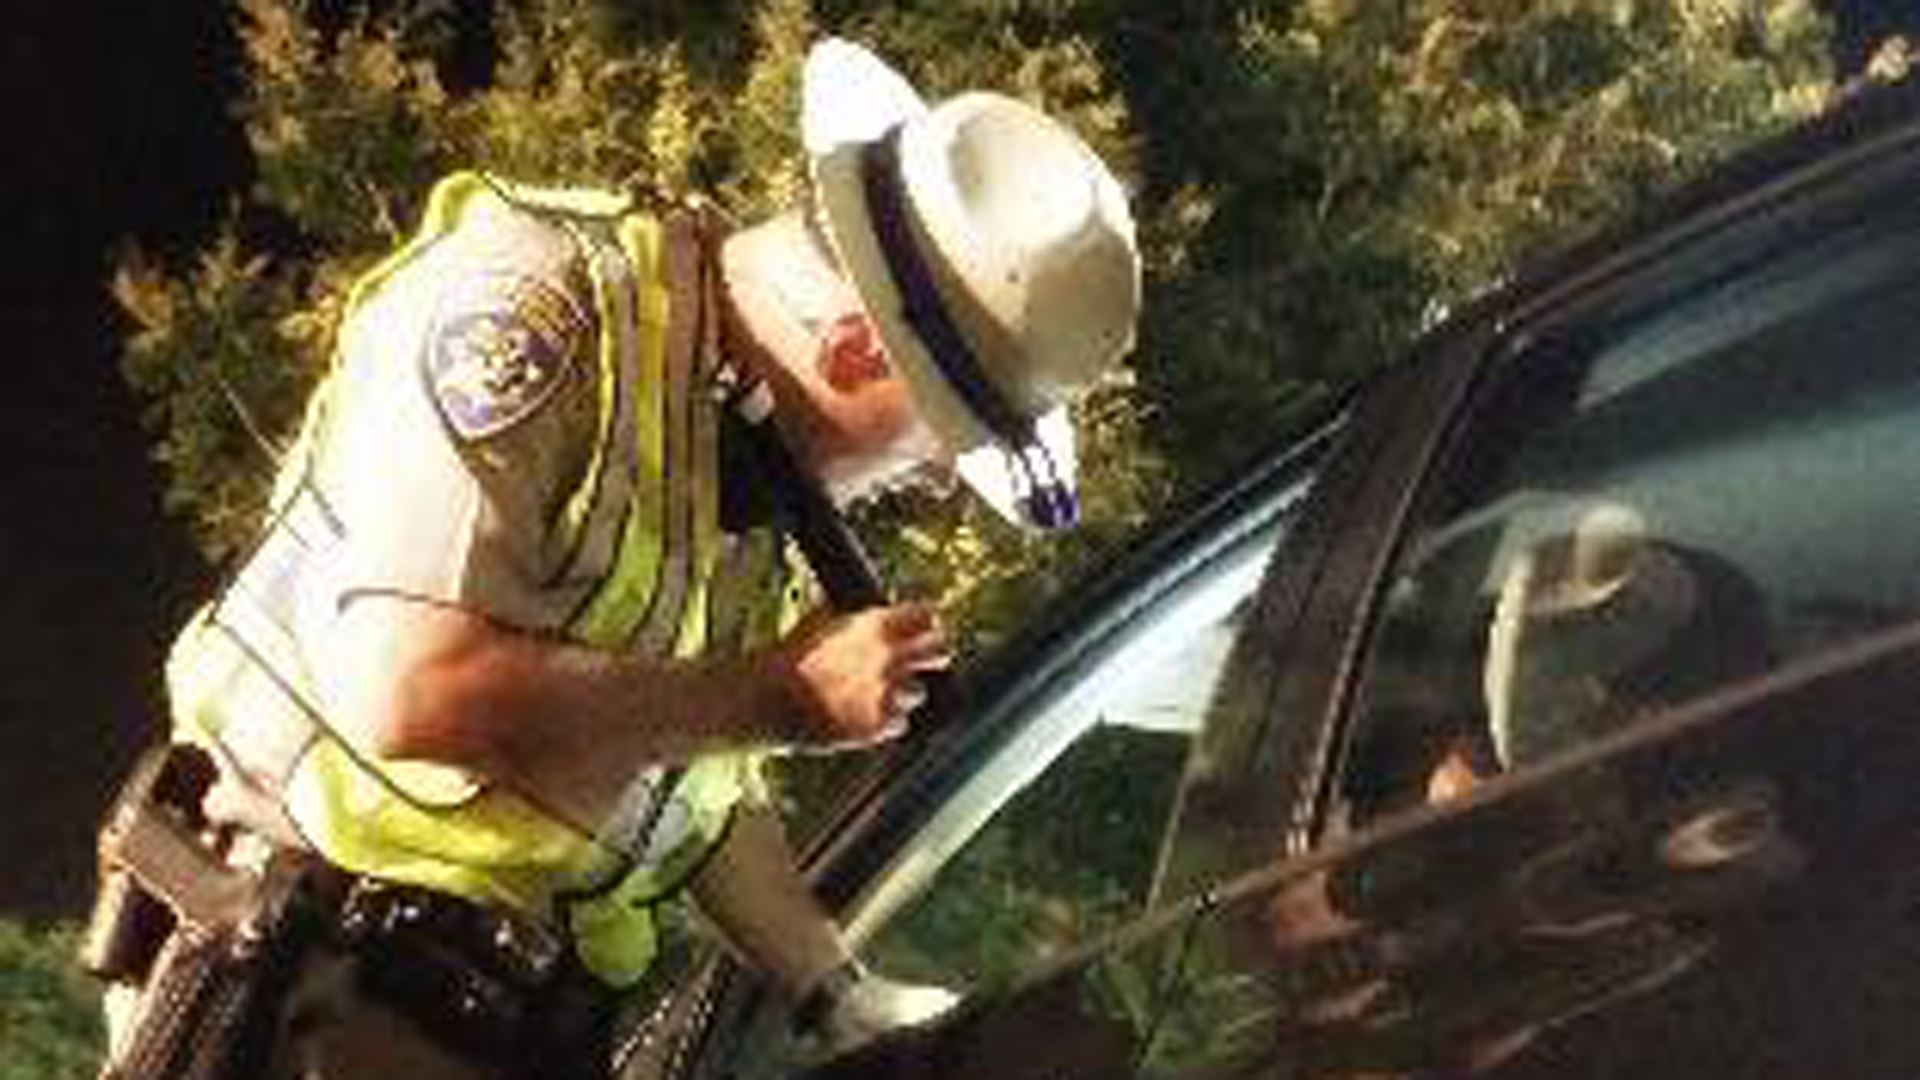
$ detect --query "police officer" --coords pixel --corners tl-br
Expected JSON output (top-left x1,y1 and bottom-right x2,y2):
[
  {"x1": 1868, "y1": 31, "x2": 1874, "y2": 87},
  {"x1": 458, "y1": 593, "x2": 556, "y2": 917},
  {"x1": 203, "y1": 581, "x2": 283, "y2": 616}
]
[{"x1": 103, "y1": 37, "x2": 1140, "y2": 1079}]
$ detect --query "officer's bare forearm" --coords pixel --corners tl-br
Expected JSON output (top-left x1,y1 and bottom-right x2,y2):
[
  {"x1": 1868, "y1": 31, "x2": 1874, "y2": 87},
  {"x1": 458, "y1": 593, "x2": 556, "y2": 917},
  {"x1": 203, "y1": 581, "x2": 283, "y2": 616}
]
[{"x1": 321, "y1": 593, "x2": 798, "y2": 822}]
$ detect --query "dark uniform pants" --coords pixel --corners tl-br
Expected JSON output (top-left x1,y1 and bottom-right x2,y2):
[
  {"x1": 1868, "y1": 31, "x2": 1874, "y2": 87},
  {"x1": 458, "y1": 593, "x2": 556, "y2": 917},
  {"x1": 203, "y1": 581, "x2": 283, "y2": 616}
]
[{"x1": 263, "y1": 945, "x2": 511, "y2": 1080}]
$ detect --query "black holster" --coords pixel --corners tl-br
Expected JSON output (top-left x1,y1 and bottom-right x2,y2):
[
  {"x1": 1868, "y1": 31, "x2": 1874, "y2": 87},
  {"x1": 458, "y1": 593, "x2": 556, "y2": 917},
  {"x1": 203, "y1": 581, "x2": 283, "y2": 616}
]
[{"x1": 80, "y1": 745, "x2": 330, "y2": 1080}]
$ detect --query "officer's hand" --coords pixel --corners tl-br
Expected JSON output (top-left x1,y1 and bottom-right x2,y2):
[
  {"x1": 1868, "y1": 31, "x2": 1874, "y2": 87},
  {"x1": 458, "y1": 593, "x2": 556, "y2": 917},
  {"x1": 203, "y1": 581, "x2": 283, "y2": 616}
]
[{"x1": 771, "y1": 602, "x2": 951, "y2": 748}]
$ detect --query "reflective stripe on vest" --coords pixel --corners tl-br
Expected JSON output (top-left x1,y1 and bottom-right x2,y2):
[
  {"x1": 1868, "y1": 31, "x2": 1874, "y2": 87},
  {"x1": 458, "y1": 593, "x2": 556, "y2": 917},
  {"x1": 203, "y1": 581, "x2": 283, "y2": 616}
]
[{"x1": 165, "y1": 172, "x2": 795, "y2": 988}]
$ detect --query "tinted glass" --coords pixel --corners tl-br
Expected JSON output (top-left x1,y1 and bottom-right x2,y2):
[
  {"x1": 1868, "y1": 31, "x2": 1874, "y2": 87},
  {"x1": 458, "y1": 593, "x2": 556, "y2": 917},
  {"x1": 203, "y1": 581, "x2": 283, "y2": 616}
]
[{"x1": 1337, "y1": 205, "x2": 1920, "y2": 822}]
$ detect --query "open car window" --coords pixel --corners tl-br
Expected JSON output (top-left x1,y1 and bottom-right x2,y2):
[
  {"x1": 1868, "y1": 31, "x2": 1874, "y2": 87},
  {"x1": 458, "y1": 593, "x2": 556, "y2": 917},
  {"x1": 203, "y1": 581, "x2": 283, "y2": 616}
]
[
  {"x1": 1334, "y1": 196, "x2": 1920, "y2": 827},
  {"x1": 847, "y1": 477, "x2": 1310, "y2": 990}
]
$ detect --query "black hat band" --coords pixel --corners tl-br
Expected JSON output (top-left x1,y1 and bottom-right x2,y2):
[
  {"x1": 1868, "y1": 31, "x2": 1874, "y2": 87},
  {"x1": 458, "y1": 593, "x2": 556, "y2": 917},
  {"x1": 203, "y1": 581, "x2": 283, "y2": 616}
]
[{"x1": 857, "y1": 126, "x2": 1077, "y2": 529}]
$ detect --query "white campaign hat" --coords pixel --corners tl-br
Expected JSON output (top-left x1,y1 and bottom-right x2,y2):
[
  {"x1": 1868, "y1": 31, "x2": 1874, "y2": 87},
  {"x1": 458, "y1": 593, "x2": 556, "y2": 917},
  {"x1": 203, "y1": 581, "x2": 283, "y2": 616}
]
[{"x1": 801, "y1": 38, "x2": 1141, "y2": 529}]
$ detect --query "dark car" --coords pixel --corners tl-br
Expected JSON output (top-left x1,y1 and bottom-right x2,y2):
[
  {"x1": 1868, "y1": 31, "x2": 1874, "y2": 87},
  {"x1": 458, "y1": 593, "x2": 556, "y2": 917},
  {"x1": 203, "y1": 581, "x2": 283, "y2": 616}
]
[{"x1": 625, "y1": 75, "x2": 1920, "y2": 1080}]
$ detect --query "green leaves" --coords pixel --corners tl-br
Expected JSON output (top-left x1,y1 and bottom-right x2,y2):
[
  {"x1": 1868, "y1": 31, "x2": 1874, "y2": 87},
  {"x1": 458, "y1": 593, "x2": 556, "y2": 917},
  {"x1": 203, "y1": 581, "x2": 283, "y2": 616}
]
[
  {"x1": 115, "y1": 235, "x2": 322, "y2": 562},
  {"x1": 1112, "y1": 0, "x2": 1831, "y2": 503},
  {"x1": 241, "y1": 0, "x2": 452, "y2": 252},
  {"x1": 0, "y1": 921, "x2": 103, "y2": 1080}
]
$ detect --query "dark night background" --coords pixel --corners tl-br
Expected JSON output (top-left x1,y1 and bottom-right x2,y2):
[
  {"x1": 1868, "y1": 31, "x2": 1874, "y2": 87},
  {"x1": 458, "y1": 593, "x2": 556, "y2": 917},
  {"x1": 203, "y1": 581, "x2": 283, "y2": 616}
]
[{"x1": 1, "y1": 0, "x2": 1915, "y2": 920}]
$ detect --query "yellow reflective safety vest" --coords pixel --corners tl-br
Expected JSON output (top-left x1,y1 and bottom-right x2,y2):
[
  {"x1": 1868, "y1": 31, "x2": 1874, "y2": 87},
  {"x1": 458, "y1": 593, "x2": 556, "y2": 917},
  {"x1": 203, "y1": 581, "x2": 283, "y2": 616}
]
[{"x1": 164, "y1": 172, "x2": 801, "y2": 988}]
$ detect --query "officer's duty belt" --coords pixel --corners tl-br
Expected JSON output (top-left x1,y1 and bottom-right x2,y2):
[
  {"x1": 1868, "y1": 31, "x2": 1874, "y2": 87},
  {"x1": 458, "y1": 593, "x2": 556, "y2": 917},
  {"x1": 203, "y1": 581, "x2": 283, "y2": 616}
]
[{"x1": 337, "y1": 882, "x2": 615, "y2": 1074}]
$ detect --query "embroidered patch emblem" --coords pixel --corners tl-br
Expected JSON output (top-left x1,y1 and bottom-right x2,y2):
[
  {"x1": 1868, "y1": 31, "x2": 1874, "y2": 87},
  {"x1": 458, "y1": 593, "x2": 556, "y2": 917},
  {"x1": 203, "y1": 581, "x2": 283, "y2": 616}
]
[{"x1": 426, "y1": 272, "x2": 586, "y2": 440}]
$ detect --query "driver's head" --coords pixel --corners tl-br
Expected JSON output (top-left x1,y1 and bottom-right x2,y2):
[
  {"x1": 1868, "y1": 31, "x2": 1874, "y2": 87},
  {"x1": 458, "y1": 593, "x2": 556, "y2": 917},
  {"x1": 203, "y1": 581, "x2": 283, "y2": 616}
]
[{"x1": 1482, "y1": 503, "x2": 1705, "y2": 766}]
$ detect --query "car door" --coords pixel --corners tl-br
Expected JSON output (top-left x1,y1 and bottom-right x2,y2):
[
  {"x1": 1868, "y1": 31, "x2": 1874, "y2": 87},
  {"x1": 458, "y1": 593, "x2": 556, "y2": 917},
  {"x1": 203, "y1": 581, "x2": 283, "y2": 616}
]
[
  {"x1": 1119, "y1": 95, "x2": 1920, "y2": 1080},
  {"x1": 783, "y1": 84, "x2": 1920, "y2": 1080}
]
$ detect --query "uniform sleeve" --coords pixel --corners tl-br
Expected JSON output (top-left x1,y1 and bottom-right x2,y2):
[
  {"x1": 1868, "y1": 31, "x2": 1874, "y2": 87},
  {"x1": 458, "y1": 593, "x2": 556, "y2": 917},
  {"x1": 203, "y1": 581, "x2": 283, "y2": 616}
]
[{"x1": 324, "y1": 206, "x2": 600, "y2": 633}]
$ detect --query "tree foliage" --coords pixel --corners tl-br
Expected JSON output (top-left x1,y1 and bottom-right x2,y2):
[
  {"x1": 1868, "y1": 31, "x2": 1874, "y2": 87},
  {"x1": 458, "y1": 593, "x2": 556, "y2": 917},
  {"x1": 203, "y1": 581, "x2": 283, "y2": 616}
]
[
  {"x1": 0, "y1": 921, "x2": 102, "y2": 1080},
  {"x1": 114, "y1": 0, "x2": 1832, "y2": 637},
  {"x1": 1100, "y1": 0, "x2": 1832, "y2": 487}
]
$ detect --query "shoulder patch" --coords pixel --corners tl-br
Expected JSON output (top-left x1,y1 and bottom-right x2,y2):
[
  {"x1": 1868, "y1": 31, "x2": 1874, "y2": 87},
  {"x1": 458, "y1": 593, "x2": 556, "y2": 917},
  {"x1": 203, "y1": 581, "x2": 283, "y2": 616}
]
[{"x1": 426, "y1": 271, "x2": 588, "y2": 441}]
